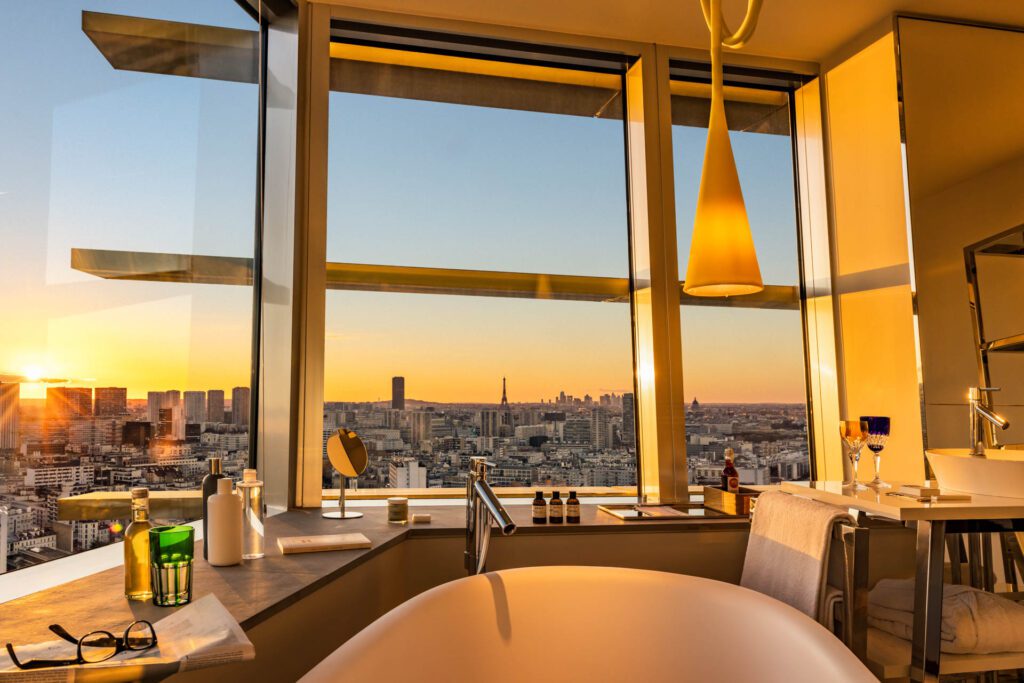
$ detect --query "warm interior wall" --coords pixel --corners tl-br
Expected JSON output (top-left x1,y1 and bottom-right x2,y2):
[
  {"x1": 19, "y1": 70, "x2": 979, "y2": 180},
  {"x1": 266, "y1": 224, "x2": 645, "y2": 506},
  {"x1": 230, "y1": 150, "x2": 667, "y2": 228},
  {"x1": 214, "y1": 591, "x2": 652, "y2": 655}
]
[{"x1": 824, "y1": 33, "x2": 925, "y2": 481}]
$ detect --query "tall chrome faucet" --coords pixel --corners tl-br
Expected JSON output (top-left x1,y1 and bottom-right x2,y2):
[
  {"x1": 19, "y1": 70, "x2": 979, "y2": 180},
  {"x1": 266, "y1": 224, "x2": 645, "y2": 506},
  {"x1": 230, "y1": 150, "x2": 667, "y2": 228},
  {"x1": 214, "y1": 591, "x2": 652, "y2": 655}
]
[
  {"x1": 968, "y1": 386, "x2": 1010, "y2": 456},
  {"x1": 465, "y1": 457, "x2": 516, "y2": 575}
]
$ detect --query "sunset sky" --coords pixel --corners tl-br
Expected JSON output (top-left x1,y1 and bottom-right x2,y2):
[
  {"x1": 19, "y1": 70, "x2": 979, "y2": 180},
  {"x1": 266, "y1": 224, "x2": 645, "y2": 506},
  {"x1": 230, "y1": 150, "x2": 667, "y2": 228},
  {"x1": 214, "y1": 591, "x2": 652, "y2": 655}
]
[{"x1": 1, "y1": 1, "x2": 806, "y2": 406}]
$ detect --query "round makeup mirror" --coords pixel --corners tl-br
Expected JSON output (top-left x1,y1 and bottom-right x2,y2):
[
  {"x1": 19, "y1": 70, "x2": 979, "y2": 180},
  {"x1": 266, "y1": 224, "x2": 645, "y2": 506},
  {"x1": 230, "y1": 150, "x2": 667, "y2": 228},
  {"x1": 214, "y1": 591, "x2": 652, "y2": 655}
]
[{"x1": 323, "y1": 428, "x2": 369, "y2": 520}]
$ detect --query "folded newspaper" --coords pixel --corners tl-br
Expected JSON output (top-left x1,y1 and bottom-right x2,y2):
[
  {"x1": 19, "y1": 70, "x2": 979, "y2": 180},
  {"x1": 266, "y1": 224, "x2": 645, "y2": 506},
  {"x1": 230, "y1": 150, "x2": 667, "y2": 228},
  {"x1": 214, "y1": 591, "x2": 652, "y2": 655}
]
[{"x1": 0, "y1": 594, "x2": 254, "y2": 682}]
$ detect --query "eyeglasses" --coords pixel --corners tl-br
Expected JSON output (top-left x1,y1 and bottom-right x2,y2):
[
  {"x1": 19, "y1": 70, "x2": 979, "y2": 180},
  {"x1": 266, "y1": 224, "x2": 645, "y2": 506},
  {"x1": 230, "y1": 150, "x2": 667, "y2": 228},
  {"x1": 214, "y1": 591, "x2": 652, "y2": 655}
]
[{"x1": 6, "y1": 621, "x2": 156, "y2": 670}]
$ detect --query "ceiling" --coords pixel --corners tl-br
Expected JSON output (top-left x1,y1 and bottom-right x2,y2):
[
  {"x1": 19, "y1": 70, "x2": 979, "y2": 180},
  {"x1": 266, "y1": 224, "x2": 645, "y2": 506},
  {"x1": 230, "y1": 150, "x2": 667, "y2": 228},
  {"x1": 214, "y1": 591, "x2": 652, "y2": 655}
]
[{"x1": 323, "y1": 0, "x2": 1024, "y2": 65}]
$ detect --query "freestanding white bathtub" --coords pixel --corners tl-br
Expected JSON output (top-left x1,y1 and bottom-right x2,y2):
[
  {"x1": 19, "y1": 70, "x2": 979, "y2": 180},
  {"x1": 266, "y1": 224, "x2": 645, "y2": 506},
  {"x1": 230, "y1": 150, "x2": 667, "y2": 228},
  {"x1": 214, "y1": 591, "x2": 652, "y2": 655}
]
[{"x1": 301, "y1": 566, "x2": 874, "y2": 682}]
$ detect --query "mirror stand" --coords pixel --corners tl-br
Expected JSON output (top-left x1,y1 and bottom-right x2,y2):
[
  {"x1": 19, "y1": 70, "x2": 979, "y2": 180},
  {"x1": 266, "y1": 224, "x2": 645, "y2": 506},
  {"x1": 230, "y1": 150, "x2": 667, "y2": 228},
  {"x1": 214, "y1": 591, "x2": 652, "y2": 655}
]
[{"x1": 322, "y1": 477, "x2": 364, "y2": 519}]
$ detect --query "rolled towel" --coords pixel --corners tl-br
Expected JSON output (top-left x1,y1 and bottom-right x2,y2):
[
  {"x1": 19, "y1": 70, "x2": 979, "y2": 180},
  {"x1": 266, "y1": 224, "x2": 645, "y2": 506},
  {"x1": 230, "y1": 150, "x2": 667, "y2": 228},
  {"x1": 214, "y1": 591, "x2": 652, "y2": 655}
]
[{"x1": 869, "y1": 578, "x2": 1024, "y2": 654}]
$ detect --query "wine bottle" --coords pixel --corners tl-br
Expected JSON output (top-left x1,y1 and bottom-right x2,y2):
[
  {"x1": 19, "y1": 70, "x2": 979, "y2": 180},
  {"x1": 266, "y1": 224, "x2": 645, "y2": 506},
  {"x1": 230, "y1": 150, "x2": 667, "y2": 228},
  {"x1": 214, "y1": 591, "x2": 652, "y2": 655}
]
[{"x1": 721, "y1": 448, "x2": 740, "y2": 494}]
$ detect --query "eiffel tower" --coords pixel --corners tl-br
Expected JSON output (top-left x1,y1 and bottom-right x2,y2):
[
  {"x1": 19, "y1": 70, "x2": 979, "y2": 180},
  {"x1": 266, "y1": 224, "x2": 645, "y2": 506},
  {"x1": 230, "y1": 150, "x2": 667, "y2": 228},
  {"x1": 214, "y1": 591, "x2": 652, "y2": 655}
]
[{"x1": 500, "y1": 377, "x2": 509, "y2": 409}]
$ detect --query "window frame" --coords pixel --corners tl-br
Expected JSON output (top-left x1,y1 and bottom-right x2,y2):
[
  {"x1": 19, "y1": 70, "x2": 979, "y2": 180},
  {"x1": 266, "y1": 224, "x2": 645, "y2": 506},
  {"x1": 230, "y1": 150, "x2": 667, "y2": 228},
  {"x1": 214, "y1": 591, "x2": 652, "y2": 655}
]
[{"x1": 276, "y1": 3, "x2": 833, "y2": 508}]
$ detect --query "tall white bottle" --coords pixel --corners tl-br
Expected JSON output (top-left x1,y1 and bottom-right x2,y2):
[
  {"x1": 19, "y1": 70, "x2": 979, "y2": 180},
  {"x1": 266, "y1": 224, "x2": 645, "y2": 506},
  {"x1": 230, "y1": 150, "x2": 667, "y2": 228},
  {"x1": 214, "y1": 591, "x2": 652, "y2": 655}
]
[{"x1": 207, "y1": 477, "x2": 242, "y2": 566}]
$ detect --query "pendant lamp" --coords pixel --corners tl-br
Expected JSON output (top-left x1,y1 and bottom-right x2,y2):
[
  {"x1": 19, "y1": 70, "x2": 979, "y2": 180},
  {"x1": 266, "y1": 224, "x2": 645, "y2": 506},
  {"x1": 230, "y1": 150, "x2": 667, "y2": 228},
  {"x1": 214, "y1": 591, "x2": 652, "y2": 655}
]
[{"x1": 683, "y1": 0, "x2": 765, "y2": 297}]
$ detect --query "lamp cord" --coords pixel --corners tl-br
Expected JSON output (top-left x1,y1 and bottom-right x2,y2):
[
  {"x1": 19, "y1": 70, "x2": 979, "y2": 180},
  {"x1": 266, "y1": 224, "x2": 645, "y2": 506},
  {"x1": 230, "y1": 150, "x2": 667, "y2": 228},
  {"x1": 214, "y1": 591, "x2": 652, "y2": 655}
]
[{"x1": 699, "y1": 0, "x2": 763, "y2": 49}]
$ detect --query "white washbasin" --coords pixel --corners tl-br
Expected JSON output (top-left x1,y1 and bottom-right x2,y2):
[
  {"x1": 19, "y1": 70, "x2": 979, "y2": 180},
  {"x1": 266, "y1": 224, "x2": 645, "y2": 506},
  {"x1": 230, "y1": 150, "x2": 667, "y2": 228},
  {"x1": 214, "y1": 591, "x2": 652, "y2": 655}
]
[
  {"x1": 927, "y1": 448, "x2": 1024, "y2": 499},
  {"x1": 301, "y1": 566, "x2": 874, "y2": 683}
]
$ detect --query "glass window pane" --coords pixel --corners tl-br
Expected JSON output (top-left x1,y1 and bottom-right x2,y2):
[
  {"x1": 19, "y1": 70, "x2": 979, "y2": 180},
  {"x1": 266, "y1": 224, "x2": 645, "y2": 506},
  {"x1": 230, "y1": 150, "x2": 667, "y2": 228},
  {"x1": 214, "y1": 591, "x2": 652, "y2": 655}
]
[
  {"x1": 0, "y1": 1, "x2": 258, "y2": 572},
  {"x1": 325, "y1": 43, "x2": 636, "y2": 492},
  {"x1": 672, "y1": 82, "x2": 811, "y2": 485}
]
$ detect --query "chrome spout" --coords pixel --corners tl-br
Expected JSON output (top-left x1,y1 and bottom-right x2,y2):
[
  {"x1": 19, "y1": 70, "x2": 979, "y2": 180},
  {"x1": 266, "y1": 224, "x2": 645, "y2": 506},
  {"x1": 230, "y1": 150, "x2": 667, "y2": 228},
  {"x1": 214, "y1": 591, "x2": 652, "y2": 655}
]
[
  {"x1": 968, "y1": 387, "x2": 1010, "y2": 456},
  {"x1": 464, "y1": 457, "x2": 516, "y2": 575}
]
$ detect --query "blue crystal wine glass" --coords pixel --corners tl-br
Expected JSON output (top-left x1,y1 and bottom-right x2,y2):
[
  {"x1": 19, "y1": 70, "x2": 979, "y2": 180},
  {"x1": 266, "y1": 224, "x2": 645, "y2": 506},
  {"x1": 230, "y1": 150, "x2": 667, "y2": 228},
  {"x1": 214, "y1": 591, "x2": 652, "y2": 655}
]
[{"x1": 860, "y1": 416, "x2": 891, "y2": 489}]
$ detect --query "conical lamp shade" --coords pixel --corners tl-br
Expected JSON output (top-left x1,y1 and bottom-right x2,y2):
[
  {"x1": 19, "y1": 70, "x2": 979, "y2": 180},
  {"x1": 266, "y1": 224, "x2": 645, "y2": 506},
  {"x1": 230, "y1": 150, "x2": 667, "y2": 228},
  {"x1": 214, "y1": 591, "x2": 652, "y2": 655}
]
[{"x1": 683, "y1": 96, "x2": 764, "y2": 297}]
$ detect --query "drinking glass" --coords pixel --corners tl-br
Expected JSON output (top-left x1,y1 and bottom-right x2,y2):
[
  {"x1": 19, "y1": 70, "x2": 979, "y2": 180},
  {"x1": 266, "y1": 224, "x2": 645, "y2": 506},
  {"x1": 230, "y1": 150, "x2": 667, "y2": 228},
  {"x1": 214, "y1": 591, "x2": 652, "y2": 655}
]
[
  {"x1": 860, "y1": 416, "x2": 892, "y2": 489},
  {"x1": 150, "y1": 525, "x2": 194, "y2": 606},
  {"x1": 839, "y1": 420, "x2": 869, "y2": 490}
]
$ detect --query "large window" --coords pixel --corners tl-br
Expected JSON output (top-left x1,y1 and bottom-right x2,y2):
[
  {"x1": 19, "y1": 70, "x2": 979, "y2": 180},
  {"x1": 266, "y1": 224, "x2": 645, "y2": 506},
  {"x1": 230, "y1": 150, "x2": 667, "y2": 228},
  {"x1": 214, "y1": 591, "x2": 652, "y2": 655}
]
[
  {"x1": 0, "y1": 1, "x2": 259, "y2": 572},
  {"x1": 323, "y1": 39, "x2": 637, "y2": 491},
  {"x1": 671, "y1": 76, "x2": 811, "y2": 485}
]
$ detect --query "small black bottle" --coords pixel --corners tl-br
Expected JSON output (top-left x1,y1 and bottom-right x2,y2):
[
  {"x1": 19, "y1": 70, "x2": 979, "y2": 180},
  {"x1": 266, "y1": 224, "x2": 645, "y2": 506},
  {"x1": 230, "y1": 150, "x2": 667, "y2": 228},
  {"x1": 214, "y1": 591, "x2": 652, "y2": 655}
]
[
  {"x1": 566, "y1": 490, "x2": 581, "y2": 524},
  {"x1": 548, "y1": 491, "x2": 564, "y2": 524},
  {"x1": 201, "y1": 457, "x2": 225, "y2": 559},
  {"x1": 532, "y1": 491, "x2": 547, "y2": 524}
]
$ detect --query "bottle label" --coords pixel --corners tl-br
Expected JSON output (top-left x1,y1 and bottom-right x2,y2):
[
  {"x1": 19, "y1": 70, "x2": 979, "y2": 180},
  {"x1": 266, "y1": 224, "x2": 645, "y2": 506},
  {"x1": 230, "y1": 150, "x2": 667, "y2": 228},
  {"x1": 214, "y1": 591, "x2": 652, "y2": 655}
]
[
  {"x1": 532, "y1": 504, "x2": 546, "y2": 520},
  {"x1": 727, "y1": 477, "x2": 739, "y2": 493},
  {"x1": 549, "y1": 506, "x2": 563, "y2": 521},
  {"x1": 567, "y1": 503, "x2": 580, "y2": 517}
]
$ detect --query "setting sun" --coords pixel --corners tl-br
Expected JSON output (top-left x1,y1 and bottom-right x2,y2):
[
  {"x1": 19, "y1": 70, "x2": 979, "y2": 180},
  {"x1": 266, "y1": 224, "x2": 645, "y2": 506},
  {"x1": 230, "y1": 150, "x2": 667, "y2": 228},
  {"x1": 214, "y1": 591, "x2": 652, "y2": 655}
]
[{"x1": 21, "y1": 365, "x2": 45, "y2": 383}]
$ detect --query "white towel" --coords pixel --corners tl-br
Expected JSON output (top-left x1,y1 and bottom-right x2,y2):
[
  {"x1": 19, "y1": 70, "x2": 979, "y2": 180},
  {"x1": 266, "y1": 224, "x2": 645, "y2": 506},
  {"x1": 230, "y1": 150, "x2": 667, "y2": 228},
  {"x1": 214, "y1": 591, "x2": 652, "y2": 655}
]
[
  {"x1": 869, "y1": 578, "x2": 1024, "y2": 654},
  {"x1": 740, "y1": 490, "x2": 852, "y2": 625}
]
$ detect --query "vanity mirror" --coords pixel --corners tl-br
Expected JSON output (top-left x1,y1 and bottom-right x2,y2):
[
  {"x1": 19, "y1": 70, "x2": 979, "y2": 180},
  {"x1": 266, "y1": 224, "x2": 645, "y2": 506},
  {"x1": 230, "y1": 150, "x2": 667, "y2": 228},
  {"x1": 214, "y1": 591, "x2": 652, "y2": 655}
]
[{"x1": 897, "y1": 16, "x2": 1024, "y2": 450}]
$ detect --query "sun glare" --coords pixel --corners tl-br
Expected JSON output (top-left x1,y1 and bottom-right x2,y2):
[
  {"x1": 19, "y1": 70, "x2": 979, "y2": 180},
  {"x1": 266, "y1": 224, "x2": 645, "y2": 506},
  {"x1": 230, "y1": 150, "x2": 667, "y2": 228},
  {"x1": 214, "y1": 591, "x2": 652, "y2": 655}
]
[{"x1": 22, "y1": 365, "x2": 45, "y2": 382}]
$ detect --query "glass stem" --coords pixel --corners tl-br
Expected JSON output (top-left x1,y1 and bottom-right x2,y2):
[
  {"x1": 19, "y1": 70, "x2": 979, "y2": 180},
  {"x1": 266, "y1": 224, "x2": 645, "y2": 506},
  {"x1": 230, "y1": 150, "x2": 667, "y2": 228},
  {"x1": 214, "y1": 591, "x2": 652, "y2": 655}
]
[
  {"x1": 873, "y1": 452, "x2": 881, "y2": 481},
  {"x1": 853, "y1": 454, "x2": 859, "y2": 483}
]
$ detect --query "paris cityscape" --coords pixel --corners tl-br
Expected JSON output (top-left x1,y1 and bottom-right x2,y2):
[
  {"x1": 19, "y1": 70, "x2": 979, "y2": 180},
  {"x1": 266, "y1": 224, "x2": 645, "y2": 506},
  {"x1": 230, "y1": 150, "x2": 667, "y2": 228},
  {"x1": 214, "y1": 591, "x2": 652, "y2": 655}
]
[{"x1": 0, "y1": 376, "x2": 808, "y2": 573}]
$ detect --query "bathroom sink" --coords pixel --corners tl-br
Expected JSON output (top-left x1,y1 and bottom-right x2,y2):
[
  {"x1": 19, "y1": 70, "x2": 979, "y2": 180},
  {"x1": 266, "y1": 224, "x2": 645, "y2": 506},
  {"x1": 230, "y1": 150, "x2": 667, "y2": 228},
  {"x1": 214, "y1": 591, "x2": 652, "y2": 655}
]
[{"x1": 926, "y1": 448, "x2": 1024, "y2": 499}]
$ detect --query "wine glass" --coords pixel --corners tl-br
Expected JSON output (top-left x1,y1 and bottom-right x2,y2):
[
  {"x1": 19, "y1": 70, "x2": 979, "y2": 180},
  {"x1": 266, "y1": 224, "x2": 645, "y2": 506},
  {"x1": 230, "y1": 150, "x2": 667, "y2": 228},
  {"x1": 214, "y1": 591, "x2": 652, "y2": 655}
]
[
  {"x1": 839, "y1": 420, "x2": 869, "y2": 490},
  {"x1": 860, "y1": 416, "x2": 892, "y2": 489}
]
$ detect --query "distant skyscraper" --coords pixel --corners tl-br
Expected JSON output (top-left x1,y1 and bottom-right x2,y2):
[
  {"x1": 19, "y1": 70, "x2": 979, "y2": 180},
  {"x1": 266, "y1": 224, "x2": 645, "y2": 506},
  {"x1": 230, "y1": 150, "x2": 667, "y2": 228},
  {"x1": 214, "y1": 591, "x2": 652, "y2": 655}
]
[
  {"x1": 183, "y1": 391, "x2": 206, "y2": 424},
  {"x1": 164, "y1": 390, "x2": 181, "y2": 408},
  {"x1": 207, "y1": 390, "x2": 225, "y2": 423},
  {"x1": 147, "y1": 391, "x2": 163, "y2": 424},
  {"x1": 479, "y1": 410, "x2": 500, "y2": 438},
  {"x1": 411, "y1": 411, "x2": 432, "y2": 445},
  {"x1": 158, "y1": 407, "x2": 185, "y2": 440},
  {"x1": 622, "y1": 393, "x2": 636, "y2": 448},
  {"x1": 391, "y1": 376, "x2": 405, "y2": 411},
  {"x1": 0, "y1": 383, "x2": 19, "y2": 450},
  {"x1": 590, "y1": 408, "x2": 610, "y2": 449},
  {"x1": 231, "y1": 387, "x2": 250, "y2": 426},
  {"x1": 46, "y1": 387, "x2": 92, "y2": 420},
  {"x1": 94, "y1": 387, "x2": 127, "y2": 416}
]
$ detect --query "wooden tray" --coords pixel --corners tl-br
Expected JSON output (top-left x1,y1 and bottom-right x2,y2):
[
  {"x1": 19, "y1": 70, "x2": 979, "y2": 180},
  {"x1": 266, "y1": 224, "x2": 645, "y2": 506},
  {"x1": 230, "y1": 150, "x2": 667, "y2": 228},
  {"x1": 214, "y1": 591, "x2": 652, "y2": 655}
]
[{"x1": 702, "y1": 486, "x2": 760, "y2": 516}]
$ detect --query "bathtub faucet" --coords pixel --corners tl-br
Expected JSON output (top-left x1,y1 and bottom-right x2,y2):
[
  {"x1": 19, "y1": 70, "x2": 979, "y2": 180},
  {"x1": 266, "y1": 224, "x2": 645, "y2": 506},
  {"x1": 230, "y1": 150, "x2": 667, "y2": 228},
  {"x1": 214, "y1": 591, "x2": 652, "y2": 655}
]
[
  {"x1": 465, "y1": 457, "x2": 516, "y2": 575},
  {"x1": 968, "y1": 386, "x2": 1010, "y2": 456}
]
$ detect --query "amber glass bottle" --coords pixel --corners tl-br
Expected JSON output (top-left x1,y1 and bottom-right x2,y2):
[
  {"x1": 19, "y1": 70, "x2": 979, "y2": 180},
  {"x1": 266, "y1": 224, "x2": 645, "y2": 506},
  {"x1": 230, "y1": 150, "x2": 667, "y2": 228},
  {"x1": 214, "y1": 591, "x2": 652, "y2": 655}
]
[
  {"x1": 532, "y1": 491, "x2": 547, "y2": 524},
  {"x1": 566, "y1": 490, "x2": 581, "y2": 523},
  {"x1": 721, "y1": 449, "x2": 740, "y2": 494},
  {"x1": 124, "y1": 487, "x2": 153, "y2": 601},
  {"x1": 548, "y1": 491, "x2": 564, "y2": 523}
]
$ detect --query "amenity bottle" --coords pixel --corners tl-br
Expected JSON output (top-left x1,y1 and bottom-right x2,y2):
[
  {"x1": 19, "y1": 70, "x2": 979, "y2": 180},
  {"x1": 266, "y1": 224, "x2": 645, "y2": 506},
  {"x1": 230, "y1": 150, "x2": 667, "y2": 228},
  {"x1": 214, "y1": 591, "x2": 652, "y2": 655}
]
[
  {"x1": 532, "y1": 491, "x2": 547, "y2": 524},
  {"x1": 124, "y1": 487, "x2": 154, "y2": 601},
  {"x1": 201, "y1": 457, "x2": 225, "y2": 560},
  {"x1": 238, "y1": 468, "x2": 265, "y2": 559},
  {"x1": 549, "y1": 491, "x2": 564, "y2": 524},
  {"x1": 566, "y1": 490, "x2": 580, "y2": 524},
  {"x1": 207, "y1": 478, "x2": 243, "y2": 566}
]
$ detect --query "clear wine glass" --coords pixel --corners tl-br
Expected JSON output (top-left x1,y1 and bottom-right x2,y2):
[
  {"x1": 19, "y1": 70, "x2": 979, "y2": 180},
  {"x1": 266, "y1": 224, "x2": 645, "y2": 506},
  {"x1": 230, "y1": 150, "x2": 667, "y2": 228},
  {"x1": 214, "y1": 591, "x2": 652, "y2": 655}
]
[
  {"x1": 839, "y1": 420, "x2": 869, "y2": 490},
  {"x1": 860, "y1": 416, "x2": 892, "y2": 489}
]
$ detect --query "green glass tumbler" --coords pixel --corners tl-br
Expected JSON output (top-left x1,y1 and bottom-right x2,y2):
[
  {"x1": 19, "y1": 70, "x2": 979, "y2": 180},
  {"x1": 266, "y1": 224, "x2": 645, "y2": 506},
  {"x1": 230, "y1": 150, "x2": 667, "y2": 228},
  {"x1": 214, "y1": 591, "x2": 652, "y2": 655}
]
[{"x1": 149, "y1": 525, "x2": 195, "y2": 607}]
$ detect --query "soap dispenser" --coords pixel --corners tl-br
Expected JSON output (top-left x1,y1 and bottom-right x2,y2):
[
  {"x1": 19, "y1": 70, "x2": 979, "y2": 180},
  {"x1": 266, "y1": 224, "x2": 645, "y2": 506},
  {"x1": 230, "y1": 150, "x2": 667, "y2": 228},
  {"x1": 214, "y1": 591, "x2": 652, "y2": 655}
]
[{"x1": 207, "y1": 478, "x2": 242, "y2": 566}]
